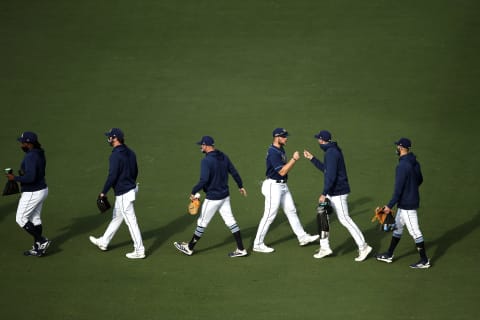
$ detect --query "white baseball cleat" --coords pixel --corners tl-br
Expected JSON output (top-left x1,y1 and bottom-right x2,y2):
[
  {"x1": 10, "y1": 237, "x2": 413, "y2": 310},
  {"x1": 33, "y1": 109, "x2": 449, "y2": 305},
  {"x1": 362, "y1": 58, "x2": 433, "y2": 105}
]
[
  {"x1": 313, "y1": 247, "x2": 333, "y2": 259},
  {"x1": 253, "y1": 244, "x2": 275, "y2": 253},
  {"x1": 228, "y1": 248, "x2": 248, "y2": 258},
  {"x1": 174, "y1": 241, "x2": 194, "y2": 256},
  {"x1": 355, "y1": 245, "x2": 372, "y2": 262},
  {"x1": 299, "y1": 234, "x2": 320, "y2": 246},
  {"x1": 89, "y1": 236, "x2": 107, "y2": 251},
  {"x1": 126, "y1": 251, "x2": 146, "y2": 259}
]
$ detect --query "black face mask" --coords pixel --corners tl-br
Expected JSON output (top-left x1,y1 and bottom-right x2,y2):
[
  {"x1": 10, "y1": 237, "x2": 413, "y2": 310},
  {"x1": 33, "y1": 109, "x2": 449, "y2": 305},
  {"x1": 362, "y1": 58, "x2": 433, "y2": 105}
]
[
  {"x1": 21, "y1": 146, "x2": 29, "y2": 153},
  {"x1": 396, "y1": 147, "x2": 401, "y2": 156}
]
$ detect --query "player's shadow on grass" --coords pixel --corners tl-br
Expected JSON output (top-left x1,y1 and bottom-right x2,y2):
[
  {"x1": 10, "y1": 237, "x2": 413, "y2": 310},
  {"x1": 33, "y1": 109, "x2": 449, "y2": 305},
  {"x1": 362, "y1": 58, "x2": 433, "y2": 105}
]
[
  {"x1": 428, "y1": 211, "x2": 480, "y2": 264},
  {"x1": 0, "y1": 199, "x2": 18, "y2": 223},
  {"x1": 47, "y1": 212, "x2": 108, "y2": 256},
  {"x1": 107, "y1": 213, "x2": 193, "y2": 254}
]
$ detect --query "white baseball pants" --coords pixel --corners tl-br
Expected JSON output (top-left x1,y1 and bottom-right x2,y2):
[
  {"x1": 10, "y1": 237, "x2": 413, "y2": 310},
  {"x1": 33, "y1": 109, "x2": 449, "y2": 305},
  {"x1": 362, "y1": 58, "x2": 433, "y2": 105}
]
[
  {"x1": 100, "y1": 189, "x2": 144, "y2": 253},
  {"x1": 393, "y1": 209, "x2": 424, "y2": 241},
  {"x1": 16, "y1": 187, "x2": 49, "y2": 227},
  {"x1": 326, "y1": 194, "x2": 367, "y2": 250},
  {"x1": 254, "y1": 179, "x2": 307, "y2": 246},
  {"x1": 197, "y1": 196, "x2": 237, "y2": 228}
]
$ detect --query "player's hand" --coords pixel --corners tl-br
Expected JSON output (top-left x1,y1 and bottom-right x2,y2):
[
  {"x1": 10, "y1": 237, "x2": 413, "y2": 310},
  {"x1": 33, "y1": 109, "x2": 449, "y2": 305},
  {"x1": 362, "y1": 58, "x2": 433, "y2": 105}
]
[
  {"x1": 292, "y1": 151, "x2": 300, "y2": 161},
  {"x1": 6, "y1": 173, "x2": 15, "y2": 181},
  {"x1": 303, "y1": 150, "x2": 314, "y2": 160},
  {"x1": 319, "y1": 195, "x2": 326, "y2": 203},
  {"x1": 239, "y1": 188, "x2": 247, "y2": 197},
  {"x1": 383, "y1": 206, "x2": 391, "y2": 214}
]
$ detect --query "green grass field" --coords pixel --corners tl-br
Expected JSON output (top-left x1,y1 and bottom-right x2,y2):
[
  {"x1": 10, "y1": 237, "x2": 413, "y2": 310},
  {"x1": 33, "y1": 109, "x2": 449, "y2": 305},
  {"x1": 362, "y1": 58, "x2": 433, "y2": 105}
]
[{"x1": 1, "y1": 1, "x2": 479, "y2": 319}]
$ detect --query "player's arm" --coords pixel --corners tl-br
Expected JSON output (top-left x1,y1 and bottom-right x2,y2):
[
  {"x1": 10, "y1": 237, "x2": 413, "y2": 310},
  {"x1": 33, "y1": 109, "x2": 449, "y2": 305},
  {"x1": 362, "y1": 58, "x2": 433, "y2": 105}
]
[
  {"x1": 101, "y1": 154, "x2": 120, "y2": 195},
  {"x1": 278, "y1": 151, "x2": 300, "y2": 176},
  {"x1": 191, "y1": 159, "x2": 210, "y2": 195},
  {"x1": 227, "y1": 158, "x2": 247, "y2": 196},
  {"x1": 387, "y1": 165, "x2": 406, "y2": 209},
  {"x1": 13, "y1": 155, "x2": 36, "y2": 184},
  {"x1": 321, "y1": 153, "x2": 337, "y2": 197},
  {"x1": 304, "y1": 150, "x2": 325, "y2": 171}
]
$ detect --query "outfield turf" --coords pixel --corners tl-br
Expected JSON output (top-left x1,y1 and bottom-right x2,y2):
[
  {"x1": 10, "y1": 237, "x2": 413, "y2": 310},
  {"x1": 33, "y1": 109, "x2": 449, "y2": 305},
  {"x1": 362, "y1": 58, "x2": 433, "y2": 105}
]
[{"x1": 1, "y1": 1, "x2": 479, "y2": 319}]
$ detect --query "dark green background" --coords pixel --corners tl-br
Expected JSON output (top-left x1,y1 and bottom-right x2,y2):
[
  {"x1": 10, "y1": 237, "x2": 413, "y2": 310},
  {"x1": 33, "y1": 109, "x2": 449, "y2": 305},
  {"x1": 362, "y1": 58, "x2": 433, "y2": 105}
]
[{"x1": 1, "y1": 1, "x2": 479, "y2": 319}]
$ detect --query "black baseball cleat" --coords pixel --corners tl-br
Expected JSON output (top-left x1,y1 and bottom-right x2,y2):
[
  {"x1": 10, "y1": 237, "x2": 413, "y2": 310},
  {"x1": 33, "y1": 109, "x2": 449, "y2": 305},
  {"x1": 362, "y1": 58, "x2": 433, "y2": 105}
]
[
  {"x1": 24, "y1": 247, "x2": 41, "y2": 257},
  {"x1": 36, "y1": 239, "x2": 51, "y2": 256}
]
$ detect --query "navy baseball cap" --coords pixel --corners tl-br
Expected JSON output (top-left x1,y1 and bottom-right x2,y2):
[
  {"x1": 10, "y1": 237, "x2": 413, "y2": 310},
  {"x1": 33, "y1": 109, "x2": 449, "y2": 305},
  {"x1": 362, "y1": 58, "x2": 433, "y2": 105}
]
[
  {"x1": 17, "y1": 131, "x2": 38, "y2": 143},
  {"x1": 105, "y1": 128, "x2": 124, "y2": 139},
  {"x1": 197, "y1": 136, "x2": 215, "y2": 146},
  {"x1": 272, "y1": 128, "x2": 289, "y2": 137},
  {"x1": 394, "y1": 138, "x2": 411, "y2": 148},
  {"x1": 314, "y1": 130, "x2": 332, "y2": 141}
]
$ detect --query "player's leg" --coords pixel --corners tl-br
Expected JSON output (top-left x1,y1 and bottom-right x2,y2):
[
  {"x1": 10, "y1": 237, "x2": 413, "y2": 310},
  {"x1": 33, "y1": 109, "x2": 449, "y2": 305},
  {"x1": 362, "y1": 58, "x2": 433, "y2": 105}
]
[
  {"x1": 253, "y1": 180, "x2": 281, "y2": 249},
  {"x1": 330, "y1": 194, "x2": 367, "y2": 249},
  {"x1": 218, "y1": 197, "x2": 245, "y2": 252},
  {"x1": 402, "y1": 209, "x2": 429, "y2": 267},
  {"x1": 119, "y1": 190, "x2": 145, "y2": 257},
  {"x1": 376, "y1": 209, "x2": 405, "y2": 262},
  {"x1": 29, "y1": 188, "x2": 50, "y2": 255},
  {"x1": 99, "y1": 196, "x2": 125, "y2": 247},
  {"x1": 281, "y1": 186, "x2": 307, "y2": 239},
  {"x1": 16, "y1": 191, "x2": 44, "y2": 251},
  {"x1": 330, "y1": 194, "x2": 372, "y2": 261},
  {"x1": 186, "y1": 198, "x2": 221, "y2": 250}
]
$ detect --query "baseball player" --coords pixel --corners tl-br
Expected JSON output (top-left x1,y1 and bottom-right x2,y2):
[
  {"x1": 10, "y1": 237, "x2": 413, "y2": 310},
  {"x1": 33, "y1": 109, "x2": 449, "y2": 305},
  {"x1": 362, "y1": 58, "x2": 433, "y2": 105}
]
[
  {"x1": 174, "y1": 136, "x2": 248, "y2": 258},
  {"x1": 376, "y1": 138, "x2": 430, "y2": 269},
  {"x1": 303, "y1": 130, "x2": 372, "y2": 261},
  {"x1": 253, "y1": 128, "x2": 319, "y2": 253},
  {"x1": 89, "y1": 128, "x2": 145, "y2": 259},
  {"x1": 6, "y1": 131, "x2": 51, "y2": 257}
]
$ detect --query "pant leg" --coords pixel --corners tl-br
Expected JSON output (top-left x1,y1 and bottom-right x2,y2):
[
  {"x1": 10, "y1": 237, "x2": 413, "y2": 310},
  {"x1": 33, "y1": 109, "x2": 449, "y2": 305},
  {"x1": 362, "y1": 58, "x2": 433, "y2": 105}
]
[
  {"x1": 398, "y1": 209, "x2": 424, "y2": 242},
  {"x1": 281, "y1": 185, "x2": 307, "y2": 239},
  {"x1": 119, "y1": 190, "x2": 144, "y2": 253},
  {"x1": 197, "y1": 198, "x2": 223, "y2": 228},
  {"x1": 15, "y1": 188, "x2": 48, "y2": 228},
  {"x1": 329, "y1": 194, "x2": 367, "y2": 249},
  {"x1": 31, "y1": 188, "x2": 48, "y2": 226},
  {"x1": 101, "y1": 200, "x2": 125, "y2": 246},
  {"x1": 217, "y1": 197, "x2": 238, "y2": 228},
  {"x1": 254, "y1": 180, "x2": 281, "y2": 246}
]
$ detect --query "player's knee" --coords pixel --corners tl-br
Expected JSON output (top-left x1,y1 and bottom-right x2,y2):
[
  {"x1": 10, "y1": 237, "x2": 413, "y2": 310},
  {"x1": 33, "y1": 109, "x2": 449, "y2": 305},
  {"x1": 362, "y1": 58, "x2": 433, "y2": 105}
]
[{"x1": 16, "y1": 216, "x2": 27, "y2": 228}]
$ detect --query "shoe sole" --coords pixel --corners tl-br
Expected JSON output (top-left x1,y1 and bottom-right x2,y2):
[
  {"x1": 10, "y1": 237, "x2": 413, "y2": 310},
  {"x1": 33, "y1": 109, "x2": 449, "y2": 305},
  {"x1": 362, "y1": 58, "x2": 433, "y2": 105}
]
[
  {"x1": 376, "y1": 257, "x2": 393, "y2": 263},
  {"x1": 313, "y1": 250, "x2": 333, "y2": 259},
  {"x1": 126, "y1": 254, "x2": 146, "y2": 259},
  {"x1": 299, "y1": 235, "x2": 320, "y2": 246},
  {"x1": 229, "y1": 253, "x2": 248, "y2": 258},
  {"x1": 253, "y1": 248, "x2": 274, "y2": 253}
]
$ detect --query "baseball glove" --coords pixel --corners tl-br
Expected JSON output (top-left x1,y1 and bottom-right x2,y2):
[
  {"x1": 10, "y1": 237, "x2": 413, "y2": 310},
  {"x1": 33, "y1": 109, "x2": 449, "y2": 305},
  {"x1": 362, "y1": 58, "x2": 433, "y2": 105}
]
[
  {"x1": 371, "y1": 206, "x2": 396, "y2": 231},
  {"x1": 97, "y1": 195, "x2": 111, "y2": 213},
  {"x1": 188, "y1": 198, "x2": 201, "y2": 215},
  {"x1": 3, "y1": 180, "x2": 20, "y2": 196}
]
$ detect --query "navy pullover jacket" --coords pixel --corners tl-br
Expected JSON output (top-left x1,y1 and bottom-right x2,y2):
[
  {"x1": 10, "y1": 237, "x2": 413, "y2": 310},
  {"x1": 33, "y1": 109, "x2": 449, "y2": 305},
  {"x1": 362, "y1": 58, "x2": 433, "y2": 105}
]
[
  {"x1": 14, "y1": 148, "x2": 47, "y2": 192},
  {"x1": 265, "y1": 144, "x2": 288, "y2": 181},
  {"x1": 310, "y1": 142, "x2": 350, "y2": 196},
  {"x1": 102, "y1": 144, "x2": 138, "y2": 196},
  {"x1": 192, "y1": 150, "x2": 243, "y2": 200},
  {"x1": 387, "y1": 152, "x2": 423, "y2": 210}
]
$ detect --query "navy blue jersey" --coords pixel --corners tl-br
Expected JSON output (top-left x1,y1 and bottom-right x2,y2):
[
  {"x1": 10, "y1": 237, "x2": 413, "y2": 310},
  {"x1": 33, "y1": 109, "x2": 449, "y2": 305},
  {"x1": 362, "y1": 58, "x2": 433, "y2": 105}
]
[
  {"x1": 310, "y1": 142, "x2": 350, "y2": 196},
  {"x1": 102, "y1": 144, "x2": 138, "y2": 196},
  {"x1": 191, "y1": 150, "x2": 243, "y2": 200},
  {"x1": 265, "y1": 144, "x2": 287, "y2": 181},
  {"x1": 14, "y1": 148, "x2": 47, "y2": 192},
  {"x1": 388, "y1": 153, "x2": 423, "y2": 210}
]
